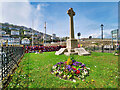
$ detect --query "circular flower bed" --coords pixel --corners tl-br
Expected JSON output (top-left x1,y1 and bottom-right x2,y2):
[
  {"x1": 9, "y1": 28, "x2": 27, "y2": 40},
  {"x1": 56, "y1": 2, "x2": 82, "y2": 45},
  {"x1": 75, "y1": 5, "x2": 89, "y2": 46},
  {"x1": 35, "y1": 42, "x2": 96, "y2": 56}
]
[{"x1": 51, "y1": 58, "x2": 90, "y2": 82}]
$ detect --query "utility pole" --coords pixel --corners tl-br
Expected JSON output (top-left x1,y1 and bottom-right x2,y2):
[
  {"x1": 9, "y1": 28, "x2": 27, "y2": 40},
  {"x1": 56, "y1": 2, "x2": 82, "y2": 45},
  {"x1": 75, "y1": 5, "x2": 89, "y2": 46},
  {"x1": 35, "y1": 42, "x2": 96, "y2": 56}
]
[
  {"x1": 44, "y1": 21, "x2": 46, "y2": 46},
  {"x1": 32, "y1": 19, "x2": 34, "y2": 47}
]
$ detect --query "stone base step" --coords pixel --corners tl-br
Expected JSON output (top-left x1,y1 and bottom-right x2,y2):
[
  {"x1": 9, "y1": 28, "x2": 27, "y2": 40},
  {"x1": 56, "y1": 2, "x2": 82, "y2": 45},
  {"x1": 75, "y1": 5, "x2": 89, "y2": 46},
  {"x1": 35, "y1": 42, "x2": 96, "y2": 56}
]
[{"x1": 64, "y1": 52, "x2": 78, "y2": 56}]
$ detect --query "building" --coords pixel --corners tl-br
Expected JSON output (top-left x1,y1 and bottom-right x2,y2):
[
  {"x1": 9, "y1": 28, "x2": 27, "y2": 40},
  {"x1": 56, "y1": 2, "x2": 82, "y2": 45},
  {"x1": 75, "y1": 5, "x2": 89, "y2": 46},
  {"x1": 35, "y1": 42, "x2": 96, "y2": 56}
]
[
  {"x1": 0, "y1": 34, "x2": 10, "y2": 44},
  {"x1": 45, "y1": 34, "x2": 52, "y2": 41},
  {"x1": 0, "y1": 24, "x2": 2, "y2": 29},
  {"x1": 51, "y1": 34, "x2": 59, "y2": 41},
  {"x1": 24, "y1": 31, "x2": 32, "y2": 35},
  {"x1": 52, "y1": 34, "x2": 56, "y2": 40},
  {"x1": 21, "y1": 38, "x2": 30, "y2": 45},
  {"x1": 1, "y1": 34, "x2": 20, "y2": 45},
  {"x1": 8, "y1": 38, "x2": 20, "y2": 45},
  {"x1": 111, "y1": 29, "x2": 120, "y2": 40},
  {"x1": 23, "y1": 27, "x2": 29, "y2": 30},
  {"x1": 11, "y1": 30, "x2": 20, "y2": 35},
  {"x1": 111, "y1": 29, "x2": 120, "y2": 45},
  {"x1": 0, "y1": 30, "x2": 6, "y2": 36}
]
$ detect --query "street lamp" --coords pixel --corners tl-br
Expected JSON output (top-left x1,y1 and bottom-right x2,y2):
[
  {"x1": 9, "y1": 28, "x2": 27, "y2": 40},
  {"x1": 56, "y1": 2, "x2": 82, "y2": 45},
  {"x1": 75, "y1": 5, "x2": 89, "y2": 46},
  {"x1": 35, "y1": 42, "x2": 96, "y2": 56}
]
[
  {"x1": 101, "y1": 24, "x2": 104, "y2": 52},
  {"x1": 77, "y1": 32, "x2": 81, "y2": 40},
  {"x1": 101, "y1": 24, "x2": 104, "y2": 40}
]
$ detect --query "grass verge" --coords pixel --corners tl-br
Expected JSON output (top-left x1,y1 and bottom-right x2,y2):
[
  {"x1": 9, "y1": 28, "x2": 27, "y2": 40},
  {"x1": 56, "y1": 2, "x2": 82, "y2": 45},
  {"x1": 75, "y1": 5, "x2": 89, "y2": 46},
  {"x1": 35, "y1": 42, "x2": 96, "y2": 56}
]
[{"x1": 7, "y1": 52, "x2": 118, "y2": 88}]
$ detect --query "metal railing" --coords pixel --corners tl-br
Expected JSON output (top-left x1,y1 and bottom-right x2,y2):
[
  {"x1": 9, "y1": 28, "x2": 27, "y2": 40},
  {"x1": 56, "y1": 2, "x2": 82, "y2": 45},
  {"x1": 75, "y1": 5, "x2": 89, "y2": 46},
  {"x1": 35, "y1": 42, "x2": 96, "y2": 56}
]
[{"x1": 0, "y1": 45, "x2": 25, "y2": 88}]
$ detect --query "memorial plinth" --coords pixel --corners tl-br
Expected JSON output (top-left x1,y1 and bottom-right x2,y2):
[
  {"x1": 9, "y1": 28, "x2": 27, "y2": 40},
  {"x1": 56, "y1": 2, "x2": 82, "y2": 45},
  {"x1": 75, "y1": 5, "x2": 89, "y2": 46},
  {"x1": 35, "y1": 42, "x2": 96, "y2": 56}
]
[{"x1": 55, "y1": 8, "x2": 90, "y2": 56}]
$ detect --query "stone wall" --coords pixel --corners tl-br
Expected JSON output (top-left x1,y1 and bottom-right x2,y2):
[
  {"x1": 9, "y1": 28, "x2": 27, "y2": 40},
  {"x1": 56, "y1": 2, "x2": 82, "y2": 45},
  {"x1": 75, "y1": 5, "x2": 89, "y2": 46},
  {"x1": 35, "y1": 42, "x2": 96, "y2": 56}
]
[
  {"x1": 45, "y1": 39, "x2": 119, "y2": 47},
  {"x1": 45, "y1": 42, "x2": 66, "y2": 46}
]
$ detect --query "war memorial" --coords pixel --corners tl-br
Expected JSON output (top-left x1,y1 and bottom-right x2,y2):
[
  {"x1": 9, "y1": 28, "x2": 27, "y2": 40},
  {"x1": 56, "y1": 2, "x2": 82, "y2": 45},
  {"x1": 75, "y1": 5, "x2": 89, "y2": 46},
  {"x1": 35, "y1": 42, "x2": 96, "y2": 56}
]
[{"x1": 0, "y1": 2, "x2": 119, "y2": 89}]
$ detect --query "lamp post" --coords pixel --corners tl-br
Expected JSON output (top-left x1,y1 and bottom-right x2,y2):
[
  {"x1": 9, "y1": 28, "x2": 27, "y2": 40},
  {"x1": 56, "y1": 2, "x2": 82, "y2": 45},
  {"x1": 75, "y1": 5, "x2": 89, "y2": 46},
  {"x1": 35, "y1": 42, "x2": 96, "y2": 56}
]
[
  {"x1": 101, "y1": 24, "x2": 104, "y2": 52},
  {"x1": 101, "y1": 24, "x2": 104, "y2": 40},
  {"x1": 117, "y1": 29, "x2": 119, "y2": 46},
  {"x1": 77, "y1": 32, "x2": 81, "y2": 40}
]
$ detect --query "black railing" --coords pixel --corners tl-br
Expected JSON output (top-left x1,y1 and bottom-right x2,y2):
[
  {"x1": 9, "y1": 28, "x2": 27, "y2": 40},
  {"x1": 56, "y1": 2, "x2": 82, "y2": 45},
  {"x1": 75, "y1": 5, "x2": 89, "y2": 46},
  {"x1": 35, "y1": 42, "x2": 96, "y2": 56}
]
[{"x1": 0, "y1": 45, "x2": 25, "y2": 88}]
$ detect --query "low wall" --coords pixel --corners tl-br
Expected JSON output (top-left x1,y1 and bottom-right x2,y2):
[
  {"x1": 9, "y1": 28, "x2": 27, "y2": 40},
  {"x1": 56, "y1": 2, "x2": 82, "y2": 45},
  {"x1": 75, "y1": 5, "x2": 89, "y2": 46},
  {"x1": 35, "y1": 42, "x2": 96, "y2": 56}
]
[{"x1": 44, "y1": 42, "x2": 66, "y2": 46}]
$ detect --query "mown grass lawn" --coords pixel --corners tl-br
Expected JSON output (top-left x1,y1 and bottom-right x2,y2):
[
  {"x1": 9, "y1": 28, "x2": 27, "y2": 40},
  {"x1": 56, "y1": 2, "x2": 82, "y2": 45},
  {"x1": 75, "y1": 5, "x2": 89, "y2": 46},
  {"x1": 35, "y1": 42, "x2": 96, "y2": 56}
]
[{"x1": 7, "y1": 52, "x2": 118, "y2": 88}]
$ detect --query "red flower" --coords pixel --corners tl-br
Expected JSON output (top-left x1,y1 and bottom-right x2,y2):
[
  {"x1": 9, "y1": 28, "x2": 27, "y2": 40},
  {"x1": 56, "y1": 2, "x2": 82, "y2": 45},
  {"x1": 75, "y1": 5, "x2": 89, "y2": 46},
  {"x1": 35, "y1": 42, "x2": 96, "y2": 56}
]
[
  {"x1": 72, "y1": 67, "x2": 76, "y2": 70},
  {"x1": 76, "y1": 70, "x2": 80, "y2": 74},
  {"x1": 65, "y1": 61, "x2": 67, "y2": 63}
]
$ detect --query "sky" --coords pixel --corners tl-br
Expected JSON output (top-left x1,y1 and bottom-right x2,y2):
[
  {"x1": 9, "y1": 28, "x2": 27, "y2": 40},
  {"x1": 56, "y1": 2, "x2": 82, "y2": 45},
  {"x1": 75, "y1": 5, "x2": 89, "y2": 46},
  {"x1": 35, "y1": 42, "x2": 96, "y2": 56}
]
[{"x1": 0, "y1": 1, "x2": 119, "y2": 39}]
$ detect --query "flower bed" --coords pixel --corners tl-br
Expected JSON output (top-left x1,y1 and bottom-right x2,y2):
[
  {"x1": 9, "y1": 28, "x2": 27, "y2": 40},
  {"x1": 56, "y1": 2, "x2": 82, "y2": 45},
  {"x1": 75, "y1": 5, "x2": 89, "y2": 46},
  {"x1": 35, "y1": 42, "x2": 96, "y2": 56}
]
[{"x1": 51, "y1": 58, "x2": 90, "y2": 82}]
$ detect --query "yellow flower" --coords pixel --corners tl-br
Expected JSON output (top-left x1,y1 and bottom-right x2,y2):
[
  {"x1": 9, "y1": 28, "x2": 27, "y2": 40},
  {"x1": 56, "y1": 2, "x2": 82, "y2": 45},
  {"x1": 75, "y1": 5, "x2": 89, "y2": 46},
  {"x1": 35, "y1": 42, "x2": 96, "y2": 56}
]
[
  {"x1": 2, "y1": 78, "x2": 5, "y2": 81},
  {"x1": 91, "y1": 79, "x2": 94, "y2": 82},
  {"x1": 111, "y1": 81, "x2": 113, "y2": 83},
  {"x1": 28, "y1": 74, "x2": 31, "y2": 77},
  {"x1": 67, "y1": 58, "x2": 72, "y2": 65},
  {"x1": 18, "y1": 70, "x2": 20, "y2": 73},
  {"x1": 11, "y1": 74, "x2": 13, "y2": 77},
  {"x1": 7, "y1": 74, "x2": 10, "y2": 77}
]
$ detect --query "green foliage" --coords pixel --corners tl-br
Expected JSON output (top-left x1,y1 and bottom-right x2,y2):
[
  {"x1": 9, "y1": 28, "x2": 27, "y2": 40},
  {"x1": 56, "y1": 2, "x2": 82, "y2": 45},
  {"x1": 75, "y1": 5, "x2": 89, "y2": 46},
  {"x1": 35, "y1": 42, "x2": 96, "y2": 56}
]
[
  {"x1": 114, "y1": 50, "x2": 119, "y2": 54},
  {"x1": 70, "y1": 55, "x2": 74, "y2": 60},
  {"x1": 95, "y1": 43, "x2": 99, "y2": 46},
  {"x1": 7, "y1": 52, "x2": 118, "y2": 88}
]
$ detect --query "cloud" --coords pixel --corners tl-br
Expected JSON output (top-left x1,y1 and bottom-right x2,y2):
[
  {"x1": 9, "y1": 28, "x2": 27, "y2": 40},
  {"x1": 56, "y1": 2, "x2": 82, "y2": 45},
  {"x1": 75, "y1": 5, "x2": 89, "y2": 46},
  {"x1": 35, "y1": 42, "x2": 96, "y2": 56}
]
[
  {"x1": 37, "y1": 4, "x2": 41, "y2": 11},
  {"x1": 0, "y1": 0, "x2": 29, "y2": 2},
  {"x1": 0, "y1": 2, "x2": 48, "y2": 33},
  {"x1": 0, "y1": 2, "x2": 117, "y2": 39},
  {"x1": 0, "y1": 3, "x2": 2, "y2": 22},
  {"x1": 1, "y1": 2, "x2": 33, "y2": 27},
  {"x1": 73, "y1": 9, "x2": 118, "y2": 39}
]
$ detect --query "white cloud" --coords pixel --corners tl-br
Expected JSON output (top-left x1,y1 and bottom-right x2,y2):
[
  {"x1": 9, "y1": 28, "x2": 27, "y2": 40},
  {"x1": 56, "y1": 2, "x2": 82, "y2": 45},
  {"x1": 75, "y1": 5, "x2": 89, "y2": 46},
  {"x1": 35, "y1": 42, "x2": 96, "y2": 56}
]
[
  {"x1": 37, "y1": 4, "x2": 41, "y2": 11},
  {"x1": 0, "y1": 2, "x2": 2, "y2": 22},
  {"x1": 0, "y1": 2, "x2": 117, "y2": 39},
  {"x1": 0, "y1": 2, "x2": 47, "y2": 32},
  {"x1": 74, "y1": 13, "x2": 118, "y2": 39},
  {"x1": 1, "y1": 2, "x2": 33, "y2": 27},
  {"x1": 0, "y1": 0, "x2": 29, "y2": 2}
]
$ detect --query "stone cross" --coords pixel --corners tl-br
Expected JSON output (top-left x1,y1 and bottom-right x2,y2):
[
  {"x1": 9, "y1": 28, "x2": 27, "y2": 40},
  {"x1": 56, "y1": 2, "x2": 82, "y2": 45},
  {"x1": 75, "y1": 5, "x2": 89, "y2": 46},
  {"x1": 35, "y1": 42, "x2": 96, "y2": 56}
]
[
  {"x1": 55, "y1": 8, "x2": 90, "y2": 56},
  {"x1": 67, "y1": 8, "x2": 75, "y2": 39}
]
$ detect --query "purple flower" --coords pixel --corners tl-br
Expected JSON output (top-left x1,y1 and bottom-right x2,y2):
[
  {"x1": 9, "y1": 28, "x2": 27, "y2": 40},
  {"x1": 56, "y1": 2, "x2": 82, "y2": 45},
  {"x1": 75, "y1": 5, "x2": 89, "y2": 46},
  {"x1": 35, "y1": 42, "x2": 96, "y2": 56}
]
[
  {"x1": 68, "y1": 65, "x2": 71, "y2": 69},
  {"x1": 61, "y1": 62, "x2": 64, "y2": 64},
  {"x1": 54, "y1": 64, "x2": 57, "y2": 66},
  {"x1": 78, "y1": 68, "x2": 80, "y2": 71},
  {"x1": 72, "y1": 60, "x2": 75, "y2": 62},
  {"x1": 73, "y1": 70, "x2": 76, "y2": 72},
  {"x1": 66, "y1": 65, "x2": 71, "y2": 70},
  {"x1": 69, "y1": 68, "x2": 72, "y2": 71},
  {"x1": 73, "y1": 63, "x2": 76, "y2": 66},
  {"x1": 79, "y1": 62, "x2": 82, "y2": 65},
  {"x1": 57, "y1": 62, "x2": 63, "y2": 65},
  {"x1": 57, "y1": 62, "x2": 60, "y2": 65},
  {"x1": 76, "y1": 61, "x2": 79, "y2": 64},
  {"x1": 81, "y1": 64, "x2": 85, "y2": 67}
]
